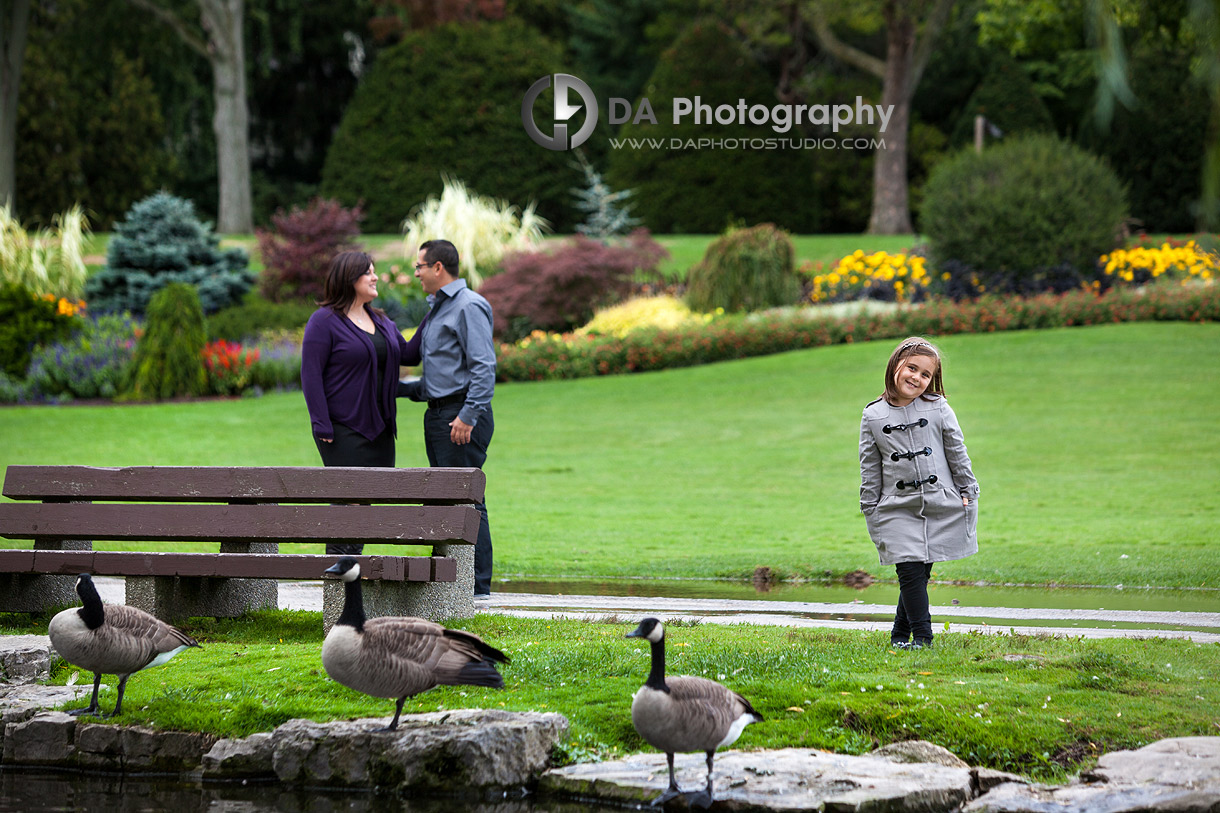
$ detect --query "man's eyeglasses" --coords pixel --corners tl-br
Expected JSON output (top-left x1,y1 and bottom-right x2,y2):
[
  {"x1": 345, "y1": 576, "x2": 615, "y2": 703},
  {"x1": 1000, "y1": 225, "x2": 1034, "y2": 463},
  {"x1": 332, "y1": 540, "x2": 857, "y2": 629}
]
[{"x1": 413, "y1": 261, "x2": 436, "y2": 271}]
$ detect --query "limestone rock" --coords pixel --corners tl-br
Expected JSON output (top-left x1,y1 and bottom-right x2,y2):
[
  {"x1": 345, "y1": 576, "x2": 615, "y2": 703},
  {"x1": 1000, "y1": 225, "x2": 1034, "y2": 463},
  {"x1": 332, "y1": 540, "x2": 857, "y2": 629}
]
[
  {"x1": 974, "y1": 767, "x2": 1030, "y2": 794},
  {"x1": 872, "y1": 740, "x2": 970, "y2": 768},
  {"x1": 542, "y1": 748, "x2": 974, "y2": 811},
  {"x1": 963, "y1": 779, "x2": 1220, "y2": 812},
  {"x1": 1, "y1": 711, "x2": 77, "y2": 764},
  {"x1": 1084, "y1": 737, "x2": 1220, "y2": 788},
  {"x1": 0, "y1": 635, "x2": 54, "y2": 685},
  {"x1": 74, "y1": 722, "x2": 216, "y2": 772},
  {"x1": 204, "y1": 709, "x2": 568, "y2": 793}
]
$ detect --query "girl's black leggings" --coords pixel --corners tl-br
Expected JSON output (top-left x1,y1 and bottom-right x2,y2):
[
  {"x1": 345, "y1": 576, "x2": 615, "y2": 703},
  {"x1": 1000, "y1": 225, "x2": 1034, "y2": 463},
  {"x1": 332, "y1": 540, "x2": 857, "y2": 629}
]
[{"x1": 892, "y1": 561, "x2": 934, "y2": 644}]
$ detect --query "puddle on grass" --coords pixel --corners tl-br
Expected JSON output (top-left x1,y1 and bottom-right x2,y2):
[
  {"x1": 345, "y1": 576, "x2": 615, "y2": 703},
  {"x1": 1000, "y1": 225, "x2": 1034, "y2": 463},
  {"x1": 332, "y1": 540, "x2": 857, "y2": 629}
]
[
  {"x1": 0, "y1": 769, "x2": 622, "y2": 813},
  {"x1": 495, "y1": 578, "x2": 1220, "y2": 616}
]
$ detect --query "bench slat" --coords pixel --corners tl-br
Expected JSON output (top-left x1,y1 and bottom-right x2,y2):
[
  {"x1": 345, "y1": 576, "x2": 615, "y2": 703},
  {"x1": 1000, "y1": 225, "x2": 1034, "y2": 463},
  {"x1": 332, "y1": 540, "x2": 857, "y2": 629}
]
[
  {"x1": 2, "y1": 466, "x2": 485, "y2": 505},
  {"x1": 0, "y1": 503, "x2": 480, "y2": 545},
  {"x1": 0, "y1": 550, "x2": 456, "y2": 582}
]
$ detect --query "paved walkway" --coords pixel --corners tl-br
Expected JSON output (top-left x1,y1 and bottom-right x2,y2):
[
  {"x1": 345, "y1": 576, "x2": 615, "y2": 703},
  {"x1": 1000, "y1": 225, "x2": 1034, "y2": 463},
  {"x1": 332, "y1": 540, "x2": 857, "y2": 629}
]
[{"x1": 94, "y1": 578, "x2": 1220, "y2": 643}]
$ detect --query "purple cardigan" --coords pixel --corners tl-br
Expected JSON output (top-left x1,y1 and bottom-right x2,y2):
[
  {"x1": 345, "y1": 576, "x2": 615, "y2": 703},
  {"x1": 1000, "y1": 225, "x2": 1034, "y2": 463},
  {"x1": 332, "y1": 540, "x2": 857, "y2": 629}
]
[{"x1": 301, "y1": 307, "x2": 411, "y2": 441}]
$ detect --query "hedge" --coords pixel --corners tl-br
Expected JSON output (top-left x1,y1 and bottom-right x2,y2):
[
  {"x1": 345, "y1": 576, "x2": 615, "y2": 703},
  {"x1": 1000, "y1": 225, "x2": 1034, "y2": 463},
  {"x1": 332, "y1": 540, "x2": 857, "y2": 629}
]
[{"x1": 495, "y1": 284, "x2": 1219, "y2": 382}]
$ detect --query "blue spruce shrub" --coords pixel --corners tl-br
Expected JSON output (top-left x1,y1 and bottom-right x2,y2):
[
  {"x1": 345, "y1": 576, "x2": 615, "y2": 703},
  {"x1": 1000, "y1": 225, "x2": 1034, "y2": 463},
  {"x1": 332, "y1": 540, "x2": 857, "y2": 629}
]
[{"x1": 86, "y1": 192, "x2": 254, "y2": 315}]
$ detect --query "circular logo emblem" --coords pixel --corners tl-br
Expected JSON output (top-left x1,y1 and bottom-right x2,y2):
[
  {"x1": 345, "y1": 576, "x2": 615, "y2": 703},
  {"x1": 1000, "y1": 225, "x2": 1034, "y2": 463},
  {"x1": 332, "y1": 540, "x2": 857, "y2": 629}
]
[{"x1": 521, "y1": 74, "x2": 598, "y2": 151}]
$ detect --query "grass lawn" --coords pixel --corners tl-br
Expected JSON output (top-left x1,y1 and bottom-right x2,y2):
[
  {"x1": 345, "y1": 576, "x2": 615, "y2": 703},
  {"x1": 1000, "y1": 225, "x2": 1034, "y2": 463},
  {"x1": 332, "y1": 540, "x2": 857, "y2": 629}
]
[
  {"x1": 2, "y1": 322, "x2": 1218, "y2": 589},
  {"x1": 0, "y1": 611, "x2": 1214, "y2": 782}
]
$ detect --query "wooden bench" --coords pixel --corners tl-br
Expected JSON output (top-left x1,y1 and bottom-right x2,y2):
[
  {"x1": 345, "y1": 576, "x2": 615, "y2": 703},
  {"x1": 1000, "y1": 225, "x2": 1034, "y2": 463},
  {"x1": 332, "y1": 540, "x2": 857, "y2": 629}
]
[{"x1": 0, "y1": 465, "x2": 484, "y2": 626}]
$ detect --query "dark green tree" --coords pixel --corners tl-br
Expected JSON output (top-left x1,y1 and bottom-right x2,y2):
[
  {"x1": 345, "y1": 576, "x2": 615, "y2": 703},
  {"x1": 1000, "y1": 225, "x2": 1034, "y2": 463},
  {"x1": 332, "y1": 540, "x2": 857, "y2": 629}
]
[
  {"x1": 605, "y1": 19, "x2": 819, "y2": 234},
  {"x1": 126, "y1": 282, "x2": 209, "y2": 400},
  {"x1": 86, "y1": 192, "x2": 254, "y2": 315},
  {"x1": 320, "y1": 18, "x2": 581, "y2": 233},
  {"x1": 13, "y1": 0, "x2": 174, "y2": 228},
  {"x1": 949, "y1": 52, "x2": 1055, "y2": 146},
  {"x1": 686, "y1": 223, "x2": 800, "y2": 313}
]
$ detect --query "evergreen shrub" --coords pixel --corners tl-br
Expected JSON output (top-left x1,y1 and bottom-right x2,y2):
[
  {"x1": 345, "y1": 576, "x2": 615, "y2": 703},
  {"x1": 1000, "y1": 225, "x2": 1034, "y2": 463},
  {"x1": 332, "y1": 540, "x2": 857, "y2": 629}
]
[
  {"x1": 206, "y1": 292, "x2": 317, "y2": 343},
  {"x1": 686, "y1": 224, "x2": 800, "y2": 313},
  {"x1": 478, "y1": 230, "x2": 668, "y2": 341},
  {"x1": 320, "y1": 19, "x2": 579, "y2": 232},
  {"x1": 25, "y1": 313, "x2": 140, "y2": 400},
  {"x1": 126, "y1": 282, "x2": 208, "y2": 400},
  {"x1": 920, "y1": 135, "x2": 1128, "y2": 292},
  {"x1": 605, "y1": 20, "x2": 819, "y2": 234},
  {"x1": 86, "y1": 192, "x2": 254, "y2": 315},
  {"x1": 256, "y1": 198, "x2": 363, "y2": 303},
  {"x1": 0, "y1": 282, "x2": 84, "y2": 377}
]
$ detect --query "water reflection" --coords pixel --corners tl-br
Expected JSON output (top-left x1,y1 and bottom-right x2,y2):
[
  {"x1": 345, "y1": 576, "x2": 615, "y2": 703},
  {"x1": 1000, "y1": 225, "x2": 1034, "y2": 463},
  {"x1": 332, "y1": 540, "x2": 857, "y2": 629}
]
[
  {"x1": 0, "y1": 770, "x2": 624, "y2": 813},
  {"x1": 497, "y1": 577, "x2": 1220, "y2": 615}
]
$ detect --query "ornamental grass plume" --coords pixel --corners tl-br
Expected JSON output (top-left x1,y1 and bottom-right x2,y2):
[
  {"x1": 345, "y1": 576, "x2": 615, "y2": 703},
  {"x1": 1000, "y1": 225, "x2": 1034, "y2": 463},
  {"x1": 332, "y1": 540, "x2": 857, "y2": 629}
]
[
  {"x1": 0, "y1": 203, "x2": 90, "y2": 299},
  {"x1": 401, "y1": 177, "x2": 549, "y2": 288}
]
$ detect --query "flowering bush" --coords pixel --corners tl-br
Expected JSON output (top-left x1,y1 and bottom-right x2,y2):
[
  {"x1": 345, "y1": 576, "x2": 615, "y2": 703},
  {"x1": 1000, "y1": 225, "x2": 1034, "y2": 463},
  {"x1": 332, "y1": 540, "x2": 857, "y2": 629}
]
[
  {"x1": 806, "y1": 250, "x2": 932, "y2": 304},
  {"x1": 201, "y1": 339, "x2": 260, "y2": 396},
  {"x1": 497, "y1": 284, "x2": 1220, "y2": 382},
  {"x1": 25, "y1": 313, "x2": 139, "y2": 400},
  {"x1": 247, "y1": 330, "x2": 304, "y2": 393},
  {"x1": 576, "y1": 296, "x2": 712, "y2": 338},
  {"x1": 0, "y1": 282, "x2": 86, "y2": 377},
  {"x1": 1100, "y1": 238, "x2": 1217, "y2": 287}
]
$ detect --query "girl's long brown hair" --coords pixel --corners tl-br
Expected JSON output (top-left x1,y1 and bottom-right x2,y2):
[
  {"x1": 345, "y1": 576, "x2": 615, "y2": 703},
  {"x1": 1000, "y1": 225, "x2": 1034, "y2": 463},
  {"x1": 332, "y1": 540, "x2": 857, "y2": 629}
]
[{"x1": 882, "y1": 336, "x2": 945, "y2": 404}]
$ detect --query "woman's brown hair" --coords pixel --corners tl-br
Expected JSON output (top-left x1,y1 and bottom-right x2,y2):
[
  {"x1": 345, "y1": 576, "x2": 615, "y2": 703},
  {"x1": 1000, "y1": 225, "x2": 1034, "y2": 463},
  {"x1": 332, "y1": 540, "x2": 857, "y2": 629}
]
[
  {"x1": 882, "y1": 336, "x2": 945, "y2": 404},
  {"x1": 316, "y1": 250, "x2": 385, "y2": 317}
]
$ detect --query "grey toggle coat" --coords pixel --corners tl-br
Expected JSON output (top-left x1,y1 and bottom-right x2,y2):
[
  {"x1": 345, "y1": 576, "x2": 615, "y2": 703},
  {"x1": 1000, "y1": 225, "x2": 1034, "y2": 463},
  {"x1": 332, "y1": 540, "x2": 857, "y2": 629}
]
[{"x1": 859, "y1": 394, "x2": 980, "y2": 565}]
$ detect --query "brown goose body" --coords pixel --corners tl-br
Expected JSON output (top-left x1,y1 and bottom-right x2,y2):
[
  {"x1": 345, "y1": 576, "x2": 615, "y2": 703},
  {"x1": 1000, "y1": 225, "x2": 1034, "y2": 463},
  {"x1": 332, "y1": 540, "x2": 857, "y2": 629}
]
[
  {"x1": 627, "y1": 618, "x2": 762, "y2": 809},
  {"x1": 321, "y1": 557, "x2": 508, "y2": 731},
  {"x1": 47, "y1": 574, "x2": 200, "y2": 717}
]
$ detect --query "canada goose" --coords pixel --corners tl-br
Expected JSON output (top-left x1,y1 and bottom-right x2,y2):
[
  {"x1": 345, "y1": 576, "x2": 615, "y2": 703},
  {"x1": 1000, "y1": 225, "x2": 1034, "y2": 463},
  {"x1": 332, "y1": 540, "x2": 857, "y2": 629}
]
[
  {"x1": 47, "y1": 573, "x2": 200, "y2": 718},
  {"x1": 321, "y1": 556, "x2": 509, "y2": 731},
  {"x1": 627, "y1": 617, "x2": 763, "y2": 809}
]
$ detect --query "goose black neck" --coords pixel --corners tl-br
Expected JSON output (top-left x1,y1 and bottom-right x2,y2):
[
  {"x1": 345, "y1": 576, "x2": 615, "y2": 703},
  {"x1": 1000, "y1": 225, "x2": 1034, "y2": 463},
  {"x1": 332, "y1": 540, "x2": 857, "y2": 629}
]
[
  {"x1": 337, "y1": 575, "x2": 366, "y2": 632},
  {"x1": 76, "y1": 579, "x2": 104, "y2": 630},
  {"x1": 645, "y1": 636, "x2": 668, "y2": 692}
]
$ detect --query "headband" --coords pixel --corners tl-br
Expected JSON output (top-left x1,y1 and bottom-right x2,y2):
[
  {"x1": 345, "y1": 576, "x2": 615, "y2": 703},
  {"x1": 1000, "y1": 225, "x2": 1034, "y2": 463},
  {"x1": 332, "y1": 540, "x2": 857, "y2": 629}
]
[{"x1": 899, "y1": 340, "x2": 938, "y2": 356}]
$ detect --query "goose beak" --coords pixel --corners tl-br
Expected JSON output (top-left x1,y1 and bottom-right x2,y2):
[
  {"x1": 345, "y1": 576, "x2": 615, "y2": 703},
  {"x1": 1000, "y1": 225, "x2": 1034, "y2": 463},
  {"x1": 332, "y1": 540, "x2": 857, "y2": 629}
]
[
  {"x1": 626, "y1": 626, "x2": 644, "y2": 639},
  {"x1": 323, "y1": 563, "x2": 344, "y2": 578}
]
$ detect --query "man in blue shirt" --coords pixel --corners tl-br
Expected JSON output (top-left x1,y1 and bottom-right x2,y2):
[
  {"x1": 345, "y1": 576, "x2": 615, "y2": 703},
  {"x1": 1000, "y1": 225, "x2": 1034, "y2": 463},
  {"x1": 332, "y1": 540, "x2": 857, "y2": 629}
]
[{"x1": 411, "y1": 239, "x2": 497, "y2": 599}]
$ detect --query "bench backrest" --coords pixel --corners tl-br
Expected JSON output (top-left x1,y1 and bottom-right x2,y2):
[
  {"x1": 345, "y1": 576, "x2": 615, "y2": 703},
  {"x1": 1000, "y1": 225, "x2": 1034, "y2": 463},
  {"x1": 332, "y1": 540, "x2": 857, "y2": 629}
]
[
  {"x1": 2, "y1": 465, "x2": 484, "y2": 504},
  {"x1": 0, "y1": 466, "x2": 485, "y2": 546}
]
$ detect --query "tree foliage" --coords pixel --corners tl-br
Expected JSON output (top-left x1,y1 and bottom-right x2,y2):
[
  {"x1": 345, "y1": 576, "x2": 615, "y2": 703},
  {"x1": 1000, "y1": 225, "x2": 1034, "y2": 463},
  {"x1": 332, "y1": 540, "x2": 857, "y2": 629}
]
[
  {"x1": 605, "y1": 19, "x2": 819, "y2": 234},
  {"x1": 256, "y1": 197, "x2": 364, "y2": 303},
  {"x1": 686, "y1": 223, "x2": 800, "y2": 313},
  {"x1": 320, "y1": 18, "x2": 580, "y2": 233}
]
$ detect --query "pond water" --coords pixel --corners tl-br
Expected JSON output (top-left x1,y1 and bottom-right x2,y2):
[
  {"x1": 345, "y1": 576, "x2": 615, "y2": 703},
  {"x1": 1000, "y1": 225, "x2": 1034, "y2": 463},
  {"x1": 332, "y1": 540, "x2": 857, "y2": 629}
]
[
  {"x1": 0, "y1": 769, "x2": 623, "y2": 813},
  {"x1": 498, "y1": 576, "x2": 1220, "y2": 615}
]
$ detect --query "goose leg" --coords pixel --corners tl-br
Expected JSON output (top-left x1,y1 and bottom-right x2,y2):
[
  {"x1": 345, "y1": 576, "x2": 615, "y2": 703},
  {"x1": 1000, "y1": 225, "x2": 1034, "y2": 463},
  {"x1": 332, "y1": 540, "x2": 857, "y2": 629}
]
[
  {"x1": 67, "y1": 673, "x2": 103, "y2": 716},
  {"x1": 684, "y1": 751, "x2": 716, "y2": 809},
  {"x1": 375, "y1": 697, "x2": 407, "y2": 732},
  {"x1": 105, "y1": 675, "x2": 131, "y2": 718},
  {"x1": 650, "y1": 752, "x2": 684, "y2": 807}
]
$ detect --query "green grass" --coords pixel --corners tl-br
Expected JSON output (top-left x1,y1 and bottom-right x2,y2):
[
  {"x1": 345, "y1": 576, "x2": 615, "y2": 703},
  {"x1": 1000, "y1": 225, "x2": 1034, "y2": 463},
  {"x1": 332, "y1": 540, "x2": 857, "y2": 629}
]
[
  {"x1": 1, "y1": 611, "x2": 1214, "y2": 782},
  {"x1": 652, "y1": 233, "x2": 925, "y2": 280},
  {"x1": 2, "y1": 323, "x2": 1219, "y2": 589}
]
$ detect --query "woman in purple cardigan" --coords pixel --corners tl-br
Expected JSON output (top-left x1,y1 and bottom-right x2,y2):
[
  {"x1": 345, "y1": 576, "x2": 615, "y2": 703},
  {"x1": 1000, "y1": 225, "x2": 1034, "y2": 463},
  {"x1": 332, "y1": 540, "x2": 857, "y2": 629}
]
[{"x1": 301, "y1": 251, "x2": 413, "y2": 554}]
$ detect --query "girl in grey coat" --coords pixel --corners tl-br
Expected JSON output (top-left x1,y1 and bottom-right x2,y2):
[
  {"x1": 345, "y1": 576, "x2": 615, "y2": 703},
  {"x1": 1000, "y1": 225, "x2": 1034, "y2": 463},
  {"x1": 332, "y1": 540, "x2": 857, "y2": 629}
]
[{"x1": 859, "y1": 337, "x2": 979, "y2": 648}]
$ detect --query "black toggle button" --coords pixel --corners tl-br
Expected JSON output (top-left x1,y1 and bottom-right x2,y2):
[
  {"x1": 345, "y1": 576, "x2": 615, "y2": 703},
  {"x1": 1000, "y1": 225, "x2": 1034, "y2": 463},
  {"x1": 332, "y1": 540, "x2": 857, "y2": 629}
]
[
  {"x1": 882, "y1": 418, "x2": 928, "y2": 434},
  {"x1": 896, "y1": 474, "x2": 939, "y2": 490},
  {"x1": 891, "y1": 446, "x2": 933, "y2": 461}
]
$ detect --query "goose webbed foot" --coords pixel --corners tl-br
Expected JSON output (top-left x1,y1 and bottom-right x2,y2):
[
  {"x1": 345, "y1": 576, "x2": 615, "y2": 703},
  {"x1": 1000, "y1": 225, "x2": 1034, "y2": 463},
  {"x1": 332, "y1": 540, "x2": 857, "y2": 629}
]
[
  {"x1": 648, "y1": 788, "x2": 685, "y2": 807},
  {"x1": 65, "y1": 705, "x2": 98, "y2": 717},
  {"x1": 67, "y1": 674, "x2": 103, "y2": 716},
  {"x1": 685, "y1": 789, "x2": 714, "y2": 809},
  {"x1": 373, "y1": 697, "x2": 407, "y2": 732}
]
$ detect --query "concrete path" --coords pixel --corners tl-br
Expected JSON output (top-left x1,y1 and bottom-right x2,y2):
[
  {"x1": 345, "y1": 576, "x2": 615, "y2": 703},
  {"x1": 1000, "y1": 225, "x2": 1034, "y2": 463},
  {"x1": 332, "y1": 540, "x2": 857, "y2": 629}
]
[{"x1": 93, "y1": 578, "x2": 1220, "y2": 643}]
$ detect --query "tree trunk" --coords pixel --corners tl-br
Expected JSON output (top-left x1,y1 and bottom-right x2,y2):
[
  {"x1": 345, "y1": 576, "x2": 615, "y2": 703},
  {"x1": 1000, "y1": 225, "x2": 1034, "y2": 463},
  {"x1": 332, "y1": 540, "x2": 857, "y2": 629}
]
[
  {"x1": 0, "y1": 0, "x2": 31, "y2": 212},
  {"x1": 201, "y1": 0, "x2": 253, "y2": 234},
  {"x1": 867, "y1": 6, "x2": 915, "y2": 235}
]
